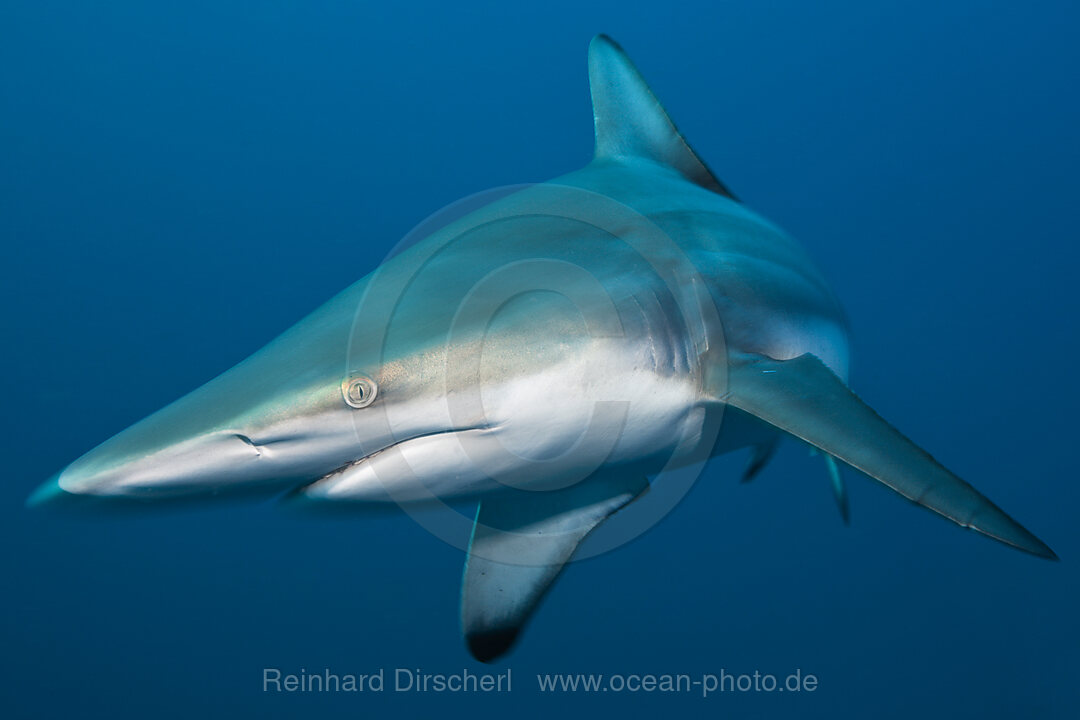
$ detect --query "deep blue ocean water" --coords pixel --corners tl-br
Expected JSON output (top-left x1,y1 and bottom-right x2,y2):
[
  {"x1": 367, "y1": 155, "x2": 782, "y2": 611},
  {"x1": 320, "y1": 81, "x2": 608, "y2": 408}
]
[{"x1": 3, "y1": 1, "x2": 1078, "y2": 717}]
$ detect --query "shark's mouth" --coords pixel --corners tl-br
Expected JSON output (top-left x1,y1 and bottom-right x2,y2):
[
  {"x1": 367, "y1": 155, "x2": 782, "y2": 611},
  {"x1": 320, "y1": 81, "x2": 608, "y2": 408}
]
[{"x1": 294, "y1": 424, "x2": 496, "y2": 502}]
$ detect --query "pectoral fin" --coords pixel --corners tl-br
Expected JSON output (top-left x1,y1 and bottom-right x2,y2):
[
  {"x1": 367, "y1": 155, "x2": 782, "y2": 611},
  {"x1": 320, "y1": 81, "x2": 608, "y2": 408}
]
[
  {"x1": 723, "y1": 352, "x2": 1055, "y2": 558},
  {"x1": 461, "y1": 474, "x2": 649, "y2": 662}
]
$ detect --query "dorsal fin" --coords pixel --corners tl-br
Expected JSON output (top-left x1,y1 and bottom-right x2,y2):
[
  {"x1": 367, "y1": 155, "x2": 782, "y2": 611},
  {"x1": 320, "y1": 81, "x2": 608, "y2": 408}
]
[{"x1": 588, "y1": 34, "x2": 737, "y2": 200}]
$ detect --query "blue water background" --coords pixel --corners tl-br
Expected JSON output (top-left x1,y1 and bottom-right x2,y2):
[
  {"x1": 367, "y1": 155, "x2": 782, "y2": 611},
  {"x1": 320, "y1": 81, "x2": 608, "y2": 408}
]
[{"x1": 2, "y1": 1, "x2": 1078, "y2": 717}]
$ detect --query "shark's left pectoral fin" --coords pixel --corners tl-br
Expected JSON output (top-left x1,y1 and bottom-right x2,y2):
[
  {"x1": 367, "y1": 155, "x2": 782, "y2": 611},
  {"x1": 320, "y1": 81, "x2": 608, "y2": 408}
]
[
  {"x1": 461, "y1": 474, "x2": 649, "y2": 662},
  {"x1": 722, "y1": 352, "x2": 1056, "y2": 558}
]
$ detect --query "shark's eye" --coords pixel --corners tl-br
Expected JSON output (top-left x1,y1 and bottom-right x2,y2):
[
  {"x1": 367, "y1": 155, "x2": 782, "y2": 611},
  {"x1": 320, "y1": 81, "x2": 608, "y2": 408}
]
[{"x1": 342, "y1": 375, "x2": 378, "y2": 409}]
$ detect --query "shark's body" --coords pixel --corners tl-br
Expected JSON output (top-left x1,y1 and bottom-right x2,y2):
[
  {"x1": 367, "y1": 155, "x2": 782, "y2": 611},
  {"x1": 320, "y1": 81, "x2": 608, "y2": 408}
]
[{"x1": 31, "y1": 36, "x2": 1054, "y2": 662}]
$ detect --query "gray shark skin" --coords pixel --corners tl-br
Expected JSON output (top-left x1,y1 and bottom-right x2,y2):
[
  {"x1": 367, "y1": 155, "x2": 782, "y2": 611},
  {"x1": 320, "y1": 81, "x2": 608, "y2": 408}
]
[{"x1": 29, "y1": 35, "x2": 1055, "y2": 663}]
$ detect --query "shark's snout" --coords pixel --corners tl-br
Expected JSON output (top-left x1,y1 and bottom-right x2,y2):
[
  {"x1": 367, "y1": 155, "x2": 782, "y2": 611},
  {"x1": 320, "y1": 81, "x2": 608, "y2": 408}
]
[
  {"x1": 32, "y1": 430, "x2": 269, "y2": 506},
  {"x1": 27, "y1": 306, "x2": 383, "y2": 507},
  {"x1": 26, "y1": 472, "x2": 71, "y2": 508}
]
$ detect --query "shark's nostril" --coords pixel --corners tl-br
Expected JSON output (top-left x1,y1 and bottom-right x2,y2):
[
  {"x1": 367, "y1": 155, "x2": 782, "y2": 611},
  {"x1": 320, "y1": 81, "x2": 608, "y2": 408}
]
[{"x1": 234, "y1": 433, "x2": 262, "y2": 458}]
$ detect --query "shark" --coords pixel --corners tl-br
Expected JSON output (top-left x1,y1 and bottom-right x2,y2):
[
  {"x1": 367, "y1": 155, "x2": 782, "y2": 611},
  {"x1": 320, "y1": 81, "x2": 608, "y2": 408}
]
[{"x1": 30, "y1": 35, "x2": 1055, "y2": 662}]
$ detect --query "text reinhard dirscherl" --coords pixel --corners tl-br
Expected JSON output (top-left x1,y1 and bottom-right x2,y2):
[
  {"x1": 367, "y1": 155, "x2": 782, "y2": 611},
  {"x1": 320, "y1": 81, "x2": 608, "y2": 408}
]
[
  {"x1": 263, "y1": 667, "x2": 511, "y2": 694},
  {"x1": 262, "y1": 668, "x2": 819, "y2": 697}
]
